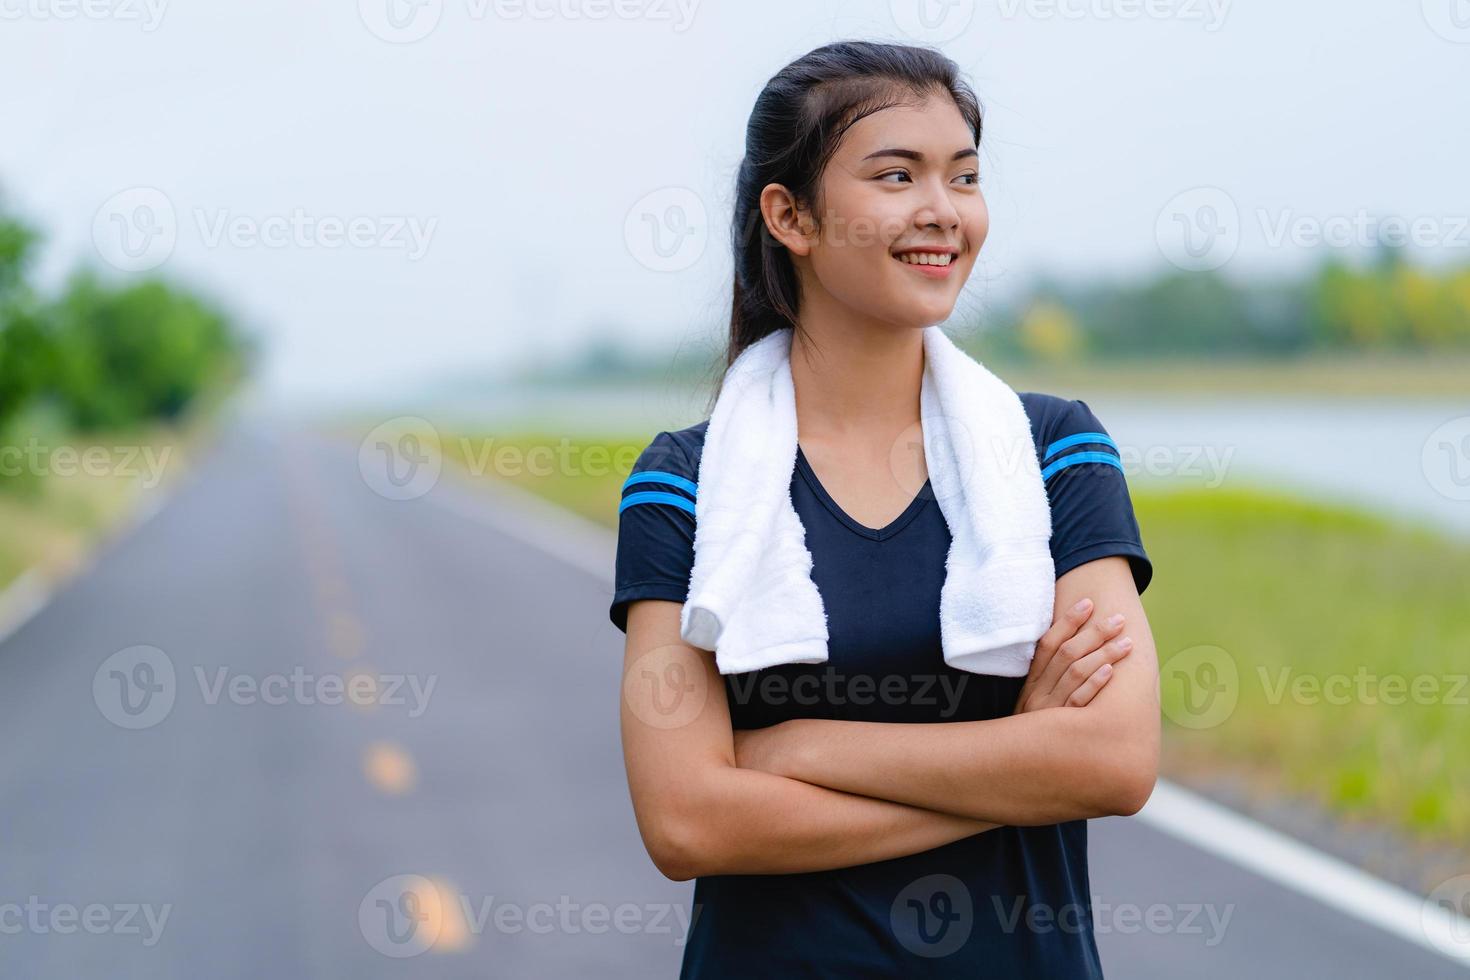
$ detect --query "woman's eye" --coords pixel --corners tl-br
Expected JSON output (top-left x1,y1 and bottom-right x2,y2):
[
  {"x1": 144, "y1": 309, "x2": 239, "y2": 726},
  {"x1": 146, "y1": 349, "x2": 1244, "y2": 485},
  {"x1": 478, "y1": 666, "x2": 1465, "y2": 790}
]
[
  {"x1": 878, "y1": 170, "x2": 911, "y2": 183},
  {"x1": 957, "y1": 172, "x2": 981, "y2": 186}
]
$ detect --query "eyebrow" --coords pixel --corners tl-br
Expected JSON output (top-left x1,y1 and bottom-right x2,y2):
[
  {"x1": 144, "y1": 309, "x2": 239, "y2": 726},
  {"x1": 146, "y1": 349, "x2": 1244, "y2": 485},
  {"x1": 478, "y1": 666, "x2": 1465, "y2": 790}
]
[{"x1": 861, "y1": 147, "x2": 979, "y2": 163}]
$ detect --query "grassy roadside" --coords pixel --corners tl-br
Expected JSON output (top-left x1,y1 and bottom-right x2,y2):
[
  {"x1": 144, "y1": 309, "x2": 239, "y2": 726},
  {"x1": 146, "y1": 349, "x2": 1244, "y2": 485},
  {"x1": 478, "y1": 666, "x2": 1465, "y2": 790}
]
[
  {"x1": 0, "y1": 393, "x2": 230, "y2": 596},
  {"x1": 442, "y1": 430, "x2": 1470, "y2": 851},
  {"x1": 987, "y1": 350, "x2": 1470, "y2": 399}
]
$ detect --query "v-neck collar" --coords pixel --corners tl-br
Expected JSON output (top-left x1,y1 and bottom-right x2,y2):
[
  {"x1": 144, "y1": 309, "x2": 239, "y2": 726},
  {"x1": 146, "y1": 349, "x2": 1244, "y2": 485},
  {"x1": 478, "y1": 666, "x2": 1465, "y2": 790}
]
[{"x1": 794, "y1": 444, "x2": 932, "y2": 541}]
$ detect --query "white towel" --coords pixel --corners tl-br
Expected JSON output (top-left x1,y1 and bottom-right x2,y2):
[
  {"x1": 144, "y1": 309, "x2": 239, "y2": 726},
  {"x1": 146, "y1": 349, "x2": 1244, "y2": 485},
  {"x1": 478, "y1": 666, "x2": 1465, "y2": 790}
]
[{"x1": 679, "y1": 325, "x2": 1056, "y2": 677}]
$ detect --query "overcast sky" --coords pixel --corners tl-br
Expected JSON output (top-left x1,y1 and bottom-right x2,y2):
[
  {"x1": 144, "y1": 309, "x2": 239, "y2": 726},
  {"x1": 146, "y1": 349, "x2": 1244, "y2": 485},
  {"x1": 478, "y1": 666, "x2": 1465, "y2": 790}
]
[{"x1": 2, "y1": 0, "x2": 1466, "y2": 404}]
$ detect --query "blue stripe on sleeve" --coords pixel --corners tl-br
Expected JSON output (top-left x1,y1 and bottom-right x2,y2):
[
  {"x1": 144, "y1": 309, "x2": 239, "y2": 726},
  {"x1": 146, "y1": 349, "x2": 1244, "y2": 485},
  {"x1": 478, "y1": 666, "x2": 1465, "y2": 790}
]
[
  {"x1": 1042, "y1": 431, "x2": 1118, "y2": 462},
  {"x1": 1041, "y1": 451, "x2": 1125, "y2": 481},
  {"x1": 619, "y1": 490, "x2": 697, "y2": 516},
  {"x1": 621, "y1": 470, "x2": 698, "y2": 497}
]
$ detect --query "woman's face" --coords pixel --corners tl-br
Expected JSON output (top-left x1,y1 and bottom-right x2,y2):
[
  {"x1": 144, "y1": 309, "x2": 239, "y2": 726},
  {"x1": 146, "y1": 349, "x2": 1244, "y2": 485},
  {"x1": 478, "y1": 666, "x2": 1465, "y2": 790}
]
[{"x1": 781, "y1": 92, "x2": 987, "y2": 329}]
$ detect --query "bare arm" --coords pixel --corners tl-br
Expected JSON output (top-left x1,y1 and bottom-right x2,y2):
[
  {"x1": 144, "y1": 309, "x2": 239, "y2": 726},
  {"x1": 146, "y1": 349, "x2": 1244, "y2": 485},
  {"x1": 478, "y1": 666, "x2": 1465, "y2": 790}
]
[
  {"x1": 619, "y1": 599, "x2": 1002, "y2": 881},
  {"x1": 732, "y1": 557, "x2": 1161, "y2": 825}
]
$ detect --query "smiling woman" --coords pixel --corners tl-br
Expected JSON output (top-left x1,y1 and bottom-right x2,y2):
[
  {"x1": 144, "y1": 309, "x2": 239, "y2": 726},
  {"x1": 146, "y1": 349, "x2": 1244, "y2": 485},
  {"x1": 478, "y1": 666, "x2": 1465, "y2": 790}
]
[{"x1": 614, "y1": 39, "x2": 1157, "y2": 980}]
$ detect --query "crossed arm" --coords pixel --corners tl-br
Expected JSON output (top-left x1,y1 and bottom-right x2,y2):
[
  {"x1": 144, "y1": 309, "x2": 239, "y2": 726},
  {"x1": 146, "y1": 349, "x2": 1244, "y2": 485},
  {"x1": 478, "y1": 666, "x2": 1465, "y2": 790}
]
[{"x1": 619, "y1": 555, "x2": 1159, "y2": 881}]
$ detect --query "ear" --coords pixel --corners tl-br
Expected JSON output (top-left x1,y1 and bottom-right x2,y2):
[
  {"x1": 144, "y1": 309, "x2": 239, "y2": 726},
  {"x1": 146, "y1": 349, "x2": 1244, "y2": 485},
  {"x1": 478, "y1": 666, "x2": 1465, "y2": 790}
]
[{"x1": 758, "y1": 183, "x2": 816, "y2": 257}]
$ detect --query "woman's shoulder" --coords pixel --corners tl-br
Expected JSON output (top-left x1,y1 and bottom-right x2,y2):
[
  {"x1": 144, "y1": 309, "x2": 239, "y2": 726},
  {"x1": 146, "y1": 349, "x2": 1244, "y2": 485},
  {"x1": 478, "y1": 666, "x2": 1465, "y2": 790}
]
[
  {"x1": 1014, "y1": 390, "x2": 1106, "y2": 444},
  {"x1": 635, "y1": 419, "x2": 710, "y2": 477},
  {"x1": 627, "y1": 420, "x2": 710, "y2": 494}
]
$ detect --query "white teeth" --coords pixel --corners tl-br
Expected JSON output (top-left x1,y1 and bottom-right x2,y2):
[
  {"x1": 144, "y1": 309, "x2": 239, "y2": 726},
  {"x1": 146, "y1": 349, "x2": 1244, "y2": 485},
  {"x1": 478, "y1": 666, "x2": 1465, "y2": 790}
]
[{"x1": 896, "y1": 252, "x2": 953, "y2": 266}]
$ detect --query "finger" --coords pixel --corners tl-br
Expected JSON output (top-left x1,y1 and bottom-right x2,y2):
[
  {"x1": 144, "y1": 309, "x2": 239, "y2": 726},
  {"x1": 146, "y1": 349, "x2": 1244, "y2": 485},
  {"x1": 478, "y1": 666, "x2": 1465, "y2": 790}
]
[
  {"x1": 1048, "y1": 636, "x2": 1134, "y2": 703},
  {"x1": 1029, "y1": 597, "x2": 1094, "y2": 681},
  {"x1": 1064, "y1": 662, "x2": 1113, "y2": 707},
  {"x1": 1038, "y1": 612, "x2": 1127, "y2": 695}
]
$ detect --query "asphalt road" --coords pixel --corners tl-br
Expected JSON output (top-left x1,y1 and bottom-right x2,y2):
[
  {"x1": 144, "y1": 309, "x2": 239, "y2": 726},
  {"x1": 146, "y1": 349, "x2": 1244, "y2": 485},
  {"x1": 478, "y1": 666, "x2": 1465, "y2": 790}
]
[{"x1": 0, "y1": 422, "x2": 1463, "y2": 977}]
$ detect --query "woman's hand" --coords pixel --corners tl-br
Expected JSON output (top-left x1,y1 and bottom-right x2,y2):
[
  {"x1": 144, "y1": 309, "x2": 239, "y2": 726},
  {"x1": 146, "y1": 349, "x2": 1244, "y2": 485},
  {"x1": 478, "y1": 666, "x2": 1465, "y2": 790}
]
[{"x1": 1014, "y1": 597, "x2": 1133, "y2": 714}]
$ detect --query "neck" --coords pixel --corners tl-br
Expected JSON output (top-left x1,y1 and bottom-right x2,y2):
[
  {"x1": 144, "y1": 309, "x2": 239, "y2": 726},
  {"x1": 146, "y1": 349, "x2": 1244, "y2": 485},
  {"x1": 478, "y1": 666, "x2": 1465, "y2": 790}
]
[{"x1": 787, "y1": 295, "x2": 926, "y2": 446}]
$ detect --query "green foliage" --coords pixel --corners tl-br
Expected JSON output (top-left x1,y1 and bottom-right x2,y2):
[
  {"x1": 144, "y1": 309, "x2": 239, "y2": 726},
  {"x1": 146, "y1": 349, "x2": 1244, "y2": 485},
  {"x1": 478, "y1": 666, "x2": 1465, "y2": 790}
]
[
  {"x1": 982, "y1": 256, "x2": 1470, "y2": 362},
  {"x1": 46, "y1": 270, "x2": 244, "y2": 430},
  {"x1": 0, "y1": 190, "x2": 247, "y2": 483}
]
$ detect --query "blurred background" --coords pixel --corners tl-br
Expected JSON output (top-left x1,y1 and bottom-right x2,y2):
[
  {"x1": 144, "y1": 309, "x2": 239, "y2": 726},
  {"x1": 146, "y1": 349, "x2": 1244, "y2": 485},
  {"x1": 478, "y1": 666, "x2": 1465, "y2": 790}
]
[{"x1": 1, "y1": 0, "x2": 1467, "y2": 976}]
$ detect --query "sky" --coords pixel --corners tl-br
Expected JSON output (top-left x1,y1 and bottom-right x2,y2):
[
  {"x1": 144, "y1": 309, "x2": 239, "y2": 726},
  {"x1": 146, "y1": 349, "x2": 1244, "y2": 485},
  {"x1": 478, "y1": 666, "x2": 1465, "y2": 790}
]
[{"x1": 1, "y1": 0, "x2": 1467, "y2": 405}]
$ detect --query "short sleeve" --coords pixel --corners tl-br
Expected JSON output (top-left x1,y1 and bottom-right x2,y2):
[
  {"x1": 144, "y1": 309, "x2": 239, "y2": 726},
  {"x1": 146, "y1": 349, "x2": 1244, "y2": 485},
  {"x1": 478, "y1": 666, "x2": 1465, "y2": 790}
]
[
  {"x1": 1039, "y1": 398, "x2": 1154, "y2": 595},
  {"x1": 608, "y1": 430, "x2": 699, "y2": 632}
]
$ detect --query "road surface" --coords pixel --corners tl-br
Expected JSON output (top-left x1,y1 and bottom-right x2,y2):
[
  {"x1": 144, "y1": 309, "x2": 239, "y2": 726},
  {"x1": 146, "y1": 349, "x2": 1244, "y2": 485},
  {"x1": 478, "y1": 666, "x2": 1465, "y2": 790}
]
[{"x1": 0, "y1": 422, "x2": 1463, "y2": 977}]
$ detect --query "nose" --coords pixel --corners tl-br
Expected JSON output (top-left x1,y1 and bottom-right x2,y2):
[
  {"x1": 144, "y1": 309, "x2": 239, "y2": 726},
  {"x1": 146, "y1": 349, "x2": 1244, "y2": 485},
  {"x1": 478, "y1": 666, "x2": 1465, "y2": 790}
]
[{"x1": 914, "y1": 173, "x2": 962, "y2": 233}]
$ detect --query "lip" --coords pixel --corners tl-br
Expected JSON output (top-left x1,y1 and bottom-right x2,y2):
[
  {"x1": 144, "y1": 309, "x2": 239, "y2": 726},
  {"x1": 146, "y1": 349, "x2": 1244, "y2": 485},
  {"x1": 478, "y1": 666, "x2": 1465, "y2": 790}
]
[{"x1": 892, "y1": 246, "x2": 960, "y2": 279}]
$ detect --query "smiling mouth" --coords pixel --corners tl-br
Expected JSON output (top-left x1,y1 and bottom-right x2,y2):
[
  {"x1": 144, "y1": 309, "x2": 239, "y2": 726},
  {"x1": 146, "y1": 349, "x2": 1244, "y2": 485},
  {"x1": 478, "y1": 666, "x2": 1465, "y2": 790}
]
[{"x1": 891, "y1": 250, "x2": 959, "y2": 268}]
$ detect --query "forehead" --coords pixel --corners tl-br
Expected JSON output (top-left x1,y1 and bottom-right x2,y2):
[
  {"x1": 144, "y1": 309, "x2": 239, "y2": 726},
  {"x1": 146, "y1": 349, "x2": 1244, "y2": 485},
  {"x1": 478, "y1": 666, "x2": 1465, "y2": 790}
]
[{"x1": 833, "y1": 95, "x2": 974, "y2": 159}]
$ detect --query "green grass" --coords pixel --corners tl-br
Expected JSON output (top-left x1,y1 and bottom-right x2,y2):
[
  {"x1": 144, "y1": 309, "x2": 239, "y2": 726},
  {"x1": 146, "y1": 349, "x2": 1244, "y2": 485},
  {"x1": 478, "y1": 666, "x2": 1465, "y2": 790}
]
[
  {"x1": 446, "y1": 430, "x2": 1470, "y2": 846},
  {"x1": 985, "y1": 350, "x2": 1470, "y2": 399},
  {"x1": 1135, "y1": 485, "x2": 1470, "y2": 840},
  {"x1": 0, "y1": 418, "x2": 213, "y2": 594}
]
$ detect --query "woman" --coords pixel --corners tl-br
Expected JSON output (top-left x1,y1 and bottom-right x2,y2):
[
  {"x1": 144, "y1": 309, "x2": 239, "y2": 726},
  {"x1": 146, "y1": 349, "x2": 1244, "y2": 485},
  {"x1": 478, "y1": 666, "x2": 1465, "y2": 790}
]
[{"x1": 610, "y1": 40, "x2": 1159, "y2": 978}]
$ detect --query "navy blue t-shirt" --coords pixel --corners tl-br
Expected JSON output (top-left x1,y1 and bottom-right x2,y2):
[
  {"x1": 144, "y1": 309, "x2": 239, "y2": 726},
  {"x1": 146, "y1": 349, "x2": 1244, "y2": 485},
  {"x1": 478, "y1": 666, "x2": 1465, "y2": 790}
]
[{"x1": 610, "y1": 392, "x2": 1153, "y2": 979}]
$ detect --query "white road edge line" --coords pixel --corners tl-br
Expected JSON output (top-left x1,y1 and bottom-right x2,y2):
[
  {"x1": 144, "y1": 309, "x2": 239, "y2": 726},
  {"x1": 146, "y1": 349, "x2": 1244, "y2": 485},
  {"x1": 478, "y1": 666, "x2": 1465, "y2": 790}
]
[
  {"x1": 1137, "y1": 780, "x2": 1470, "y2": 968},
  {"x1": 428, "y1": 464, "x2": 1470, "y2": 970}
]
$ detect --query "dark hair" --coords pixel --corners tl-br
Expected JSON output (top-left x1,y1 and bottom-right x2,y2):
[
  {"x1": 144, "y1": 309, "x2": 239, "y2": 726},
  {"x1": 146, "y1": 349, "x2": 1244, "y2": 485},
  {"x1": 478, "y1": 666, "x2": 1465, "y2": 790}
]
[{"x1": 704, "y1": 40, "x2": 983, "y2": 416}]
